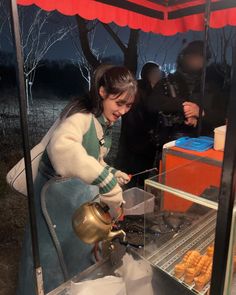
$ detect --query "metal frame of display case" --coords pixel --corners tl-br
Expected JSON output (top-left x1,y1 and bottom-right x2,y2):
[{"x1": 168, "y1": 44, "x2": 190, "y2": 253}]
[
  {"x1": 210, "y1": 46, "x2": 236, "y2": 295},
  {"x1": 142, "y1": 186, "x2": 217, "y2": 295},
  {"x1": 145, "y1": 177, "x2": 236, "y2": 295},
  {"x1": 144, "y1": 179, "x2": 219, "y2": 294},
  {"x1": 144, "y1": 179, "x2": 218, "y2": 211}
]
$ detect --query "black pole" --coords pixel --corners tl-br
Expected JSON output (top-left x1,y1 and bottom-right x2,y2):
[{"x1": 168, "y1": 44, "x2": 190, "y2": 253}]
[
  {"x1": 9, "y1": 1, "x2": 44, "y2": 294},
  {"x1": 210, "y1": 46, "x2": 236, "y2": 295},
  {"x1": 197, "y1": 0, "x2": 211, "y2": 136}
]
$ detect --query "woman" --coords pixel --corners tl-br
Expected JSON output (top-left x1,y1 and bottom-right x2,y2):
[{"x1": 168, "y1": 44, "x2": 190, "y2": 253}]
[
  {"x1": 17, "y1": 64, "x2": 137, "y2": 294},
  {"x1": 116, "y1": 62, "x2": 161, "y2": 188}
]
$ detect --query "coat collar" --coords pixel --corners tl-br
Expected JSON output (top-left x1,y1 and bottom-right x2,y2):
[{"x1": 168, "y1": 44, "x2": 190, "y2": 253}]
[{"x1": 97, "y1": 114, "x2": 113, "y2": 128}]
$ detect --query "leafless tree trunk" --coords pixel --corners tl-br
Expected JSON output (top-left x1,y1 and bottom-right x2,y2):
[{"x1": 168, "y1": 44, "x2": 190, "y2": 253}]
[
  {"x1": 74, "y1": 15, "x2": 140, "y2": 77},
  {"x1": 209, "y1": 27, "x2": 235, "y2": 66},
  {"x1": 102, "y1": 23, "x2": 140, "y2": 74},
  {"x1": 75, "y1": 16, "x2": 100, "y2": 70}
]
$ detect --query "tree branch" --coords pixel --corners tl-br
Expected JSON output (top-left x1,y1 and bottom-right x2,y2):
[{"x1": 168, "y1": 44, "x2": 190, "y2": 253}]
[
  {"x1": 124, "y1": 29, "x2": 140, "y2": 74},
  {"x1": 102, "y1": 23, "x2": 127, "y2": 53},
  {"x1": 75, "y1": 15, "x2": 100, "y2": 70}
]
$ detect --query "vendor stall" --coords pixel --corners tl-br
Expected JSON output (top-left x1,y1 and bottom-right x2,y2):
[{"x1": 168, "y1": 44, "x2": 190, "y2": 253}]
[{"x1": 9, "y1": 0, "x2": 236, "y2": 295}]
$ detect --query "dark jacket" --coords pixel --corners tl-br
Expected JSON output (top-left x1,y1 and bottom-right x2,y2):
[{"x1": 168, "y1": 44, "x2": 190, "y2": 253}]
[
  {"x1": 115, "y1": 80, "x2": 159, "y2": 179},
  {"x1": 146, "y1": 70, "x2": 200, "y2": 144},
  {"x1": 147, "y1": 71, "x2": 199, "y2": 114},
  {"x1": 201, "y1": 64, "x2": 229, "y2": 135},
  {"x1": 147, "y1": 65, "x2": 228, "y2": 139},
  {"x1": 118, "y1": 80, "x2": 158, "y2": 155}
]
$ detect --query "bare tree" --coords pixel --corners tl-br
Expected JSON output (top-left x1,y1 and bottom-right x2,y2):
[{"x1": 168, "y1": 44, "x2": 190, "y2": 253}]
[
  {"x1": 0, "y1": 2, "x2": 9, "y2": 49},
  {"x1": 208, "y1": 27, "x2": 236, "y2": 86},
  {"x1": 5, "y1": 7, "x2": 72, "y2": 110},
  {"x1": 71, "y1": 15, "x2": 140, "y2": 82},
  {"x1": 102, "y1": 22, "x2": 139, "y2": 74},
  {"x1": 22, "y1": 9, "x2": 72, "y2": 108},
  {"x1": 70, "y1": 18, "x2": 100, "y2": 84},
  {"x1": 209, "y1": 27, "x2": 236, "y2": 65}
]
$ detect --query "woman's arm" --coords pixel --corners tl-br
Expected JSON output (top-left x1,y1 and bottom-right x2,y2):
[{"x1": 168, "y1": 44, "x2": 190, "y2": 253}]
[{"x1": 47, "y1": 113, "x2": 117, "y2": 195}]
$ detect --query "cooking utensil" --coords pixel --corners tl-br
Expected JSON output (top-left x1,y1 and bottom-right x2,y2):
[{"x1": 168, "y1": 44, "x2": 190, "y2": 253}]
[{"x1": 128, "y1": 168, "x2": 158, "y2": 179}]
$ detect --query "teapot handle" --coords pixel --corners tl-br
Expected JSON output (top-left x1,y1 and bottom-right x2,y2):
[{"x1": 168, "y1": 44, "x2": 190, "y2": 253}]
[
  {"x1": 113, "y1": 204, "x2": 124, "y2": 223},
  {"x1": 92, "y1": 194, "x2": 110, "y2": 212}
]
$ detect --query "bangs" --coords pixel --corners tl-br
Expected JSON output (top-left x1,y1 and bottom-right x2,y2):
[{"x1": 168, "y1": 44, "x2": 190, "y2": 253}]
[{"x1": 110, "y1": 82, "x2": 137, "y2": 103}]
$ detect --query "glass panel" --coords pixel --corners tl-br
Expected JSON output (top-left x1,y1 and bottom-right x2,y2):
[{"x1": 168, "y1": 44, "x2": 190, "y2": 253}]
[
  {"x1": 149, "y1": 156, "x2": 221, "y2": 206},
  {"x1": 143, "y1": 182, "x2": 217, "y2": 295}
]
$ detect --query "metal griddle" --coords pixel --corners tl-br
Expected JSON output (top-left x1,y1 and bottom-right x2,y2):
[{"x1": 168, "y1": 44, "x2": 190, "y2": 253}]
[{"x1": 144, "y1": 210, "x2": 216, "y2": 295}]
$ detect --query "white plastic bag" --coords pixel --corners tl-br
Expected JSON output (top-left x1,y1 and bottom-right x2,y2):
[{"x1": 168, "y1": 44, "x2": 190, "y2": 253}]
[
  {"x1": 71, "y1": 276, "x2": 126, "y2": 295},
  {"x1": 115, "y1": 254, "x2": 154, "y2": 295}
]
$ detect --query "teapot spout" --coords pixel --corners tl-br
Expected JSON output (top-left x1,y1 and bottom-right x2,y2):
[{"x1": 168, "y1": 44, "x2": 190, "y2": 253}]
[{"x1": 107, "y1": 229, "x2": 126, "y2": 242}]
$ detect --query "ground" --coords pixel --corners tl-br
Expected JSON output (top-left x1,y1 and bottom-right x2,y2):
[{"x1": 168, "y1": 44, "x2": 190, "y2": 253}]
[
  {"x1": 0, "y1": 191, "x2": 27, "y2": 295},
  {"x1": 0, "y1": 96, "x2": 120, "y2": 295}
]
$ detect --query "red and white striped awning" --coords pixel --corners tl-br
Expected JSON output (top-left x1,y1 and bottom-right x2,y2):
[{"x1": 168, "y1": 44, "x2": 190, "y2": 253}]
[{"x1": 17, "y1": 0, "x2": 236, "y2": 36}]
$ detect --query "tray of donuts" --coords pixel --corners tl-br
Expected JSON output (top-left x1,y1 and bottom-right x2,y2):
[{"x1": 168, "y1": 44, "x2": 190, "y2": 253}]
[
  {"x1": 173, "y1": 246, "x2": 213, "y2": 294},
  {"x1": 173, "y1": 246, "x2": 236, "y2": 294}
]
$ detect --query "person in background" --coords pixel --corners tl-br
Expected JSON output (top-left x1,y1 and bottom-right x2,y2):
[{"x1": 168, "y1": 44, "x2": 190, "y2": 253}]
[
  {"x1": 17, "y1": 65, "x2": 137, "y2": 295},
  {"x1": 116, "y1": 62, "x2": 162, "y2": 188},
  {"x1": 183, "y1": 63, "x2": 230, "y2": 136},
  {"x1": 147, "y1": 40, "x2": 211, "y2": 148}
]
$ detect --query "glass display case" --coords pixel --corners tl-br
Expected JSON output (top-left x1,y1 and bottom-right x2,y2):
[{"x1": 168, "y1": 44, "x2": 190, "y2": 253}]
[
  {"x1": 46, "y1": 154, "x2": 236, "y2": 295},
  {"x1": 140, "y1": 154, "x2": 235, "y2": 295}
]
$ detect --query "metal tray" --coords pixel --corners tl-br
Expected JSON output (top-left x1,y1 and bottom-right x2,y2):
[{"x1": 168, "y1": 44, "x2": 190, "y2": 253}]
[{"x1": 145, "y1": 210, "x2": 216, "y2": 295}]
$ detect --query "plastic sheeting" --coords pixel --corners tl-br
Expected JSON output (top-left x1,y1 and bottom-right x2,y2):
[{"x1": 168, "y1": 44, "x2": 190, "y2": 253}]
[{"x1": 70, "y1": 253, "x2": 153, "y2": 295}]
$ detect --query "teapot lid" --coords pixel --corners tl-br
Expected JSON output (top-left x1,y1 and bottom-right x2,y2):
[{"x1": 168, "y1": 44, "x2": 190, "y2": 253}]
[{"x1": 92, "y1": 202, "x2": 112, "y2": 225}]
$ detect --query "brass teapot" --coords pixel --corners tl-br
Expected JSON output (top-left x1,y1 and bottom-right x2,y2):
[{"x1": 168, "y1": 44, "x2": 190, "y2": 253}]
[{"x1": 72, "y1": 198, "x2": 126, "y2": 244}]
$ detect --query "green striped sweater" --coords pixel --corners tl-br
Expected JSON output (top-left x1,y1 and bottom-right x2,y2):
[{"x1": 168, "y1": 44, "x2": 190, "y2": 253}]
[{"x1": 47, "y1": 112, "x2": 118, "y2": 194}]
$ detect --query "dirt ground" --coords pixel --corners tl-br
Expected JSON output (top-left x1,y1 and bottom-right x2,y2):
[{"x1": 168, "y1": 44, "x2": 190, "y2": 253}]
[{"x1": 0, "y1": 191, "x2": 27, "y2": 295}]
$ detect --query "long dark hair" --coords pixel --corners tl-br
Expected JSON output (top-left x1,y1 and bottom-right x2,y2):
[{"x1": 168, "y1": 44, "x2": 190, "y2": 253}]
[{"x1": 61, "y1": 64, "x2": 137, "y2": 119}]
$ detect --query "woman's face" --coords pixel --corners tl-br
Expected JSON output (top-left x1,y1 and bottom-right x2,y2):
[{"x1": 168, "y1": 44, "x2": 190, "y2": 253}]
[{"x1": 100, "y1": 87, "x2": 134, "y2": 123}]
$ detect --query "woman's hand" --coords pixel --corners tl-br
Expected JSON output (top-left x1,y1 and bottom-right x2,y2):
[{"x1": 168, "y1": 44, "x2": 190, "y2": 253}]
[
  {"x1": 100, "y1": 184, "x2": 124, "y2": 218},
  {"x1": 183, "y1": 102, "x2": 200, "y2": 118},
  {"x1": 115, "y1": 170, "x2": 130, "y2": 186}
]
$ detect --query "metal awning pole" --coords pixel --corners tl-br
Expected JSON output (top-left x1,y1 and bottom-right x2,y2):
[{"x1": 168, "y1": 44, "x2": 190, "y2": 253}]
[
  {"x1": 210, "y1": 45, "x2": 236, "y2": 295},
  {"x1": 9, "y1": 1, "x2": 44, "y2": 294},
  {"x1": 197, "y1": 0, "x2": 211, "y2": 136}
]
